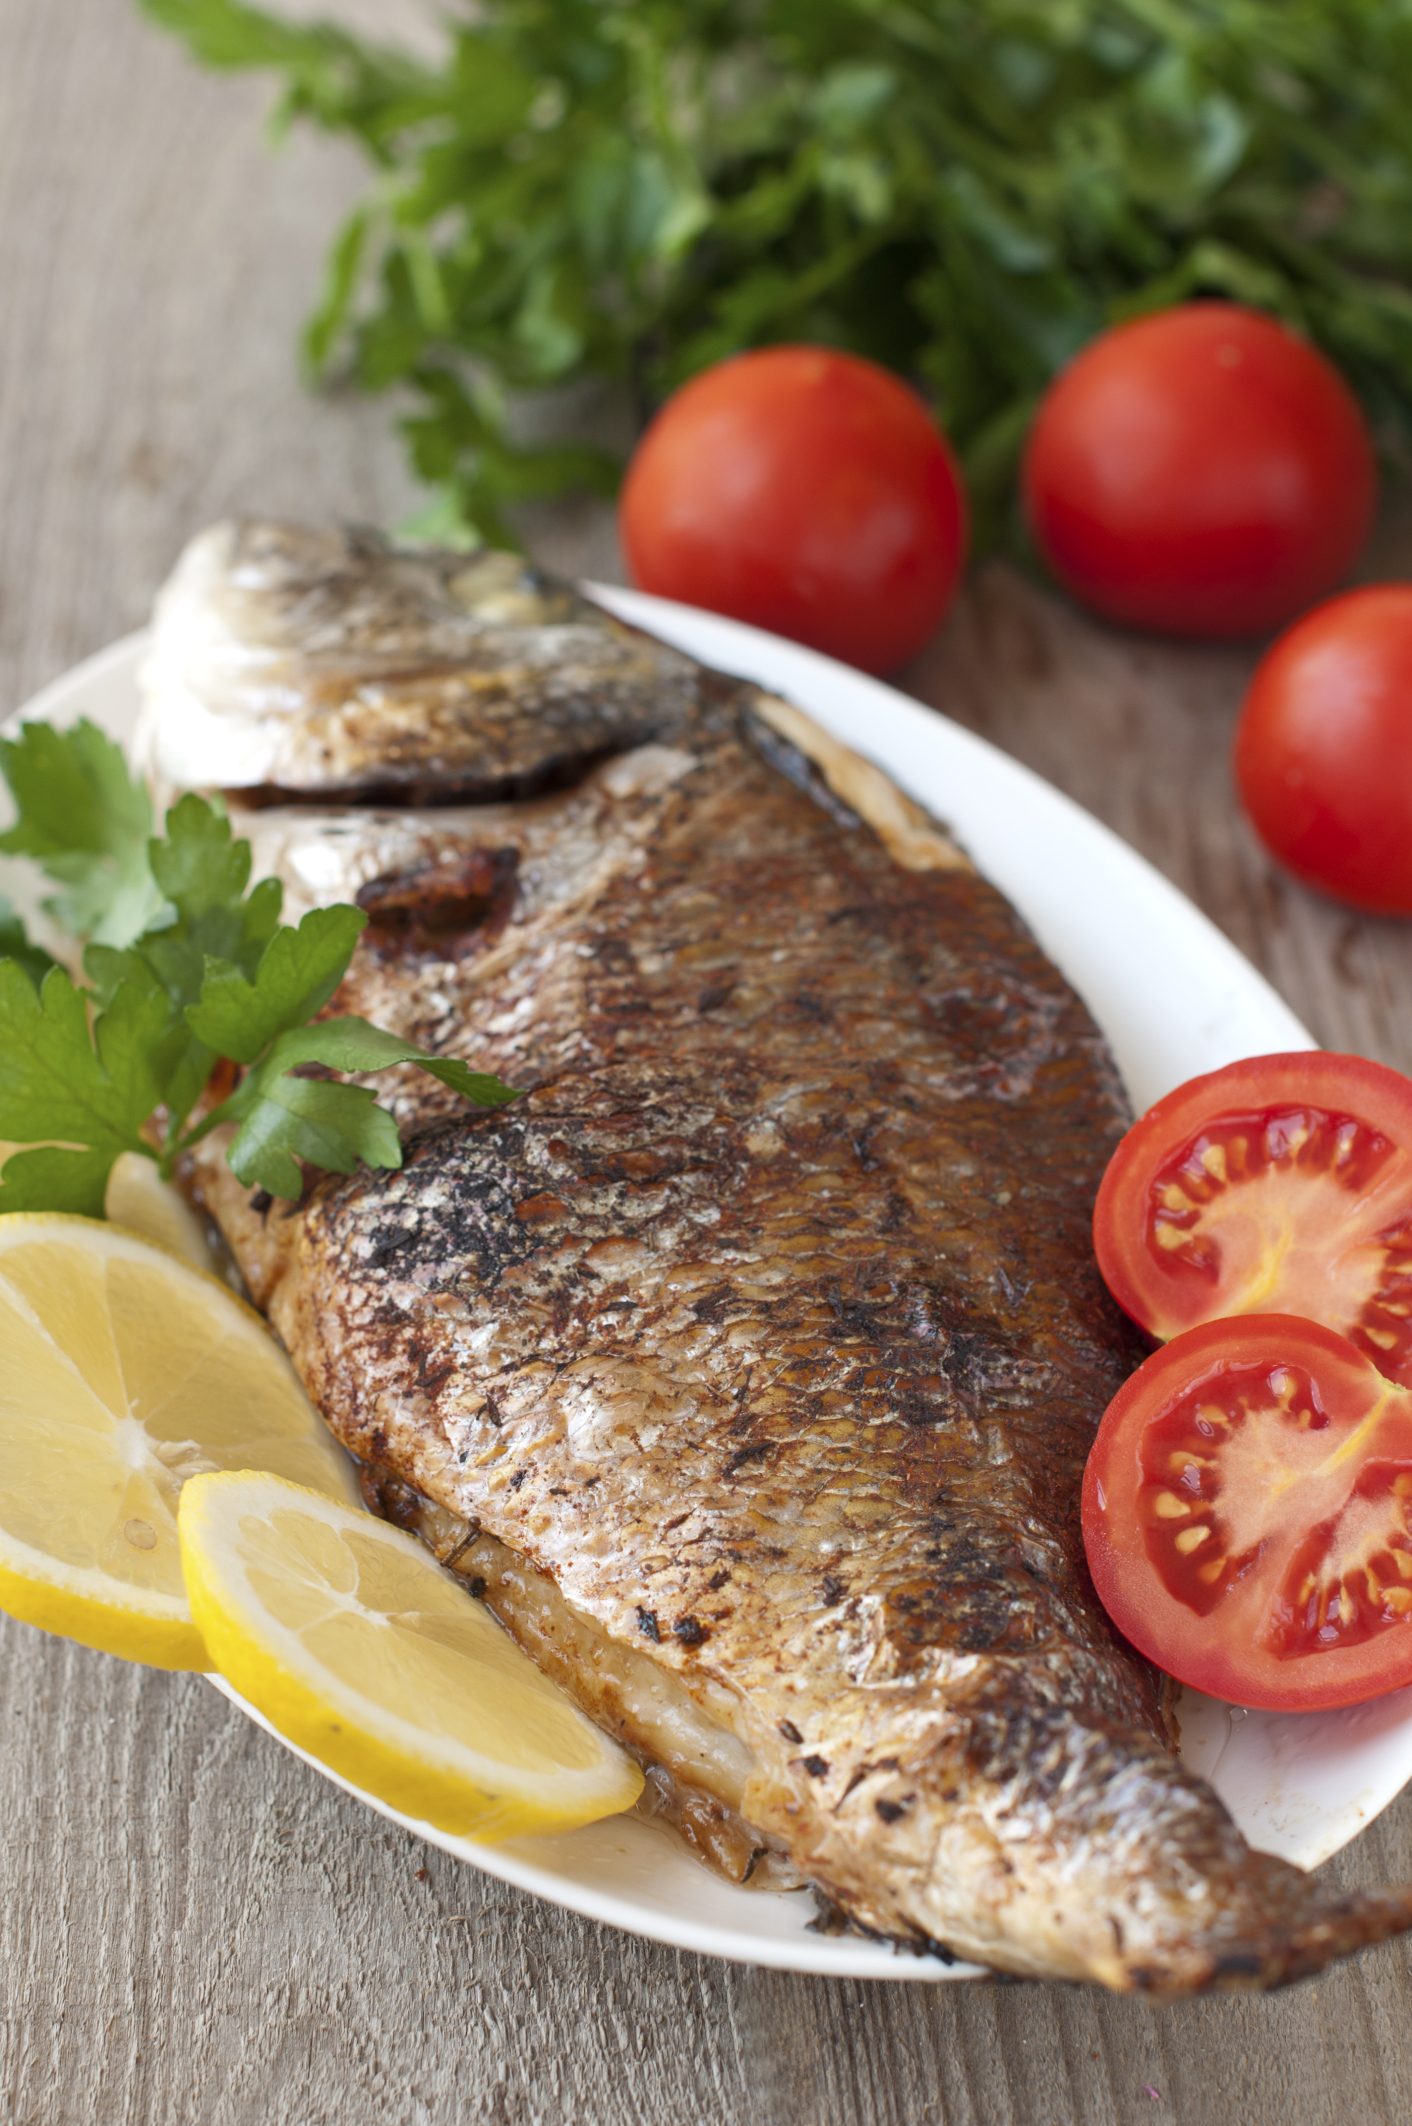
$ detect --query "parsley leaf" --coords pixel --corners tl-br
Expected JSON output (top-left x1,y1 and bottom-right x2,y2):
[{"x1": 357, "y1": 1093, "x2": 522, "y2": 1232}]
[
  {"x1": 0, "y1": 720, "x2": 163, "y2": 944},
  {"x1": 0, "y1": 1146, "x2": 125, "y2": 1218},
  {"x1": 85, "y1": 794, "x2": 288, "y2": 1149},
  {"x1": 212, "y1": 1067, "x2": 402, "y2": 1199},
  {"x1": 185, "y1": 904, "x2": 366, "y2": 1063},
  {"x1": 150, "y1": 793, "x2": 282, "y2": 951},
  {"x1": 200, "y1": 1013, "x2": 519, "y2": 1195},
  {"x1": 0, "y1": 894, "x2": 58, "y2": 991},
  {"x1": 86, "y1": 795, "x2": 283, "y2": 1007},
  {"x1": 0, "y1": 964, "x2": 168, "y2": 1215},
  {"x1": 247, "y1": 1016, "x2": 523, "y2": 1110}
]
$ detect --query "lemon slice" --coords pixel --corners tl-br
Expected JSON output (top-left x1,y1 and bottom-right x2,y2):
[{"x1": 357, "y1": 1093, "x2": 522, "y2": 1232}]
[
  {"x1": 179, "y1": 1470, "x2": 645, "y2": 1839},
  {"x1": 104, "y1": 1150, "x2": 216, "y2": 1274},
  {"x1": 0, "y1": 1212, "x2": 361, "y2": 1669}
]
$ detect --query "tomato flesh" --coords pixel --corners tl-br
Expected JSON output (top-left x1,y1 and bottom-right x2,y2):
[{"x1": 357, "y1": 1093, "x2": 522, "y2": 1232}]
[
  {"x1": 1094, "y1": 1053, "x2": 1412, "y2": 1386},
  {"x1": 1084, "y1": 1315, "x2": 1412, "y2": 1709}
]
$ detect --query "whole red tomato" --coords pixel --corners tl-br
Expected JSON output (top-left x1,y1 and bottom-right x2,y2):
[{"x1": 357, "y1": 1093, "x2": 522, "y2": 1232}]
[
  {"x1": 618, "y1": 346, "x2": 967, "y2": 674},
  {"x1": 1023, "y1": 303, "x2": 1376, "y2": 638},
  {"x1": 1234, "y1": 584, "x2": 1412, "y2": 913}
]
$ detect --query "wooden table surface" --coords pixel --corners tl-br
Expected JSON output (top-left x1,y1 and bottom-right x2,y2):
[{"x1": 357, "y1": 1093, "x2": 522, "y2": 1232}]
[{"x1": 5, "y1": 4, "x2": 1412, "y2": 2121}]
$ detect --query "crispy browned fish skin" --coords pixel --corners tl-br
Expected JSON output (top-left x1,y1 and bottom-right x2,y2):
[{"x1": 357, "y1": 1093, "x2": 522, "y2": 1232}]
[
  {"x1": 358, "y1": 1461, "x2": 805, "y2": 1893},
  {"x1": 172, "y1": 533, "x2": 1412, "y2": 1991}
]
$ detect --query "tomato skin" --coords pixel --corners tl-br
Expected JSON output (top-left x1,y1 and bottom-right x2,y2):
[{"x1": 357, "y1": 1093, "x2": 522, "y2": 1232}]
[
  {"x1": 1234, "y1": 586, "x2": 1412, "y2": 915},
  {"x1": 619, "y1": 346, "x2": 968, "y2": 675},
  {"x1": 1083, "y1": 1314, "x2": 1412, "y2": 1711},
  {"x1": 1093, "y1": 1051, "x2": 1412, "y2": 1385},
  {"x1": 1023, "y1": 304, "x2": 1376, "y2": 639}
]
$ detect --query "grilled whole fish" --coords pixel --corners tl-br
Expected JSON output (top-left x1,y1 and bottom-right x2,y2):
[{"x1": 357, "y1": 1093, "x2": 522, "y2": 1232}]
[{"x1": 149, "y1": 522, "x2": 1412, "y2": 1993}]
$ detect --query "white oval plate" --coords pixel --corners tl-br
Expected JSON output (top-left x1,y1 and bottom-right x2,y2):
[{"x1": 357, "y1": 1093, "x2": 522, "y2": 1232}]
[{"x1": 6, "y1": 592, "x2": 1411, "y2": 1982}]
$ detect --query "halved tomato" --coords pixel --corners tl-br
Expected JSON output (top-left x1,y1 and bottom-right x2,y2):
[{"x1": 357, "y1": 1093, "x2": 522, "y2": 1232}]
[
  {"x1": 1083, "y1": 1314, "x2": 1412, "y2": 1709},
  {"x1": 1093, "y1": 1053, "x2": 1412, "y2": 1385}
]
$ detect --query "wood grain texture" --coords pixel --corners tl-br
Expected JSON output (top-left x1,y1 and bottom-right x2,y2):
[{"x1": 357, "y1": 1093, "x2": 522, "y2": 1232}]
[{"x1": 2, "y1": 2, "x2": 1412, "y2": 2120}]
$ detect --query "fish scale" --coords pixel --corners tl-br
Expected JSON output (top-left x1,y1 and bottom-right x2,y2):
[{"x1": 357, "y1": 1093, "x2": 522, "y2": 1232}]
[{"x1": 148, "y1": 519, "x2": 1412, "y2": 1991}]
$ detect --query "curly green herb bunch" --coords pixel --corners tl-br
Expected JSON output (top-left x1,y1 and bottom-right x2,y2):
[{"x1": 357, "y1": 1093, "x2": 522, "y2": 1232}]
[{"x1": 140, "y1": 0, "x2": 1412, "y2": 548}]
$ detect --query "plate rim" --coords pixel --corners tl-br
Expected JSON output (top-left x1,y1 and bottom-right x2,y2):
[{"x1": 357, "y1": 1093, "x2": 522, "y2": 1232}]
[{"x1": 203, "y1": 1676, "x2": 983, "y2": 1980}]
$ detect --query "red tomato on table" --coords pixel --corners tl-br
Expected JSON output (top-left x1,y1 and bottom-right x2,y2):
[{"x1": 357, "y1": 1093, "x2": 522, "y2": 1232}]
[
  {"x1": 1023, "y1": 303, "x2": 1375, "y2": 638},
  {"x1": 1093, "y1": 1052, "x2": 1412, "y2": 1386},
  {"x1": 619, "y1": 346, "x2": 968, "y2": 675},
  {"x1": 1234, "y1": 585, "x2": 1412, "y2": 915},
  {"x1": 1083, "y1": 1314, "x2": 1412, "y2": 1710}
]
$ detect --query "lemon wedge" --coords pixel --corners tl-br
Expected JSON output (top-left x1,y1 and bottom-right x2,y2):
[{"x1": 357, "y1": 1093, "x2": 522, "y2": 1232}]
[
  {"x1": 0, "y1": 1212, "x2": 361, "y2": 1668},
  {"x1": 179, "y1": 1470, "x2": 645, "y2": 1839}
]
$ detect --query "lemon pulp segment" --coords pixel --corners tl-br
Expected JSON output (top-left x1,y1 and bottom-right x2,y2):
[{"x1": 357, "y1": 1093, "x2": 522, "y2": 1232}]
[
  {"x1": 179, "y1": 1470, "x2": 646, "y2": 1839},
  {"x1": 0, "y1": 1213, "x2": 361, "y2": 1667},
  {"x1": 103, "y1": 1150, "x2": 217, "y2": 1273}
]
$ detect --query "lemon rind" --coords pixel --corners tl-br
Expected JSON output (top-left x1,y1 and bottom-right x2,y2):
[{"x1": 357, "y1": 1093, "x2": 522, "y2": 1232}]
[{"x1": 0, "y1": 1552, "x2": 208, "y2": 1669}]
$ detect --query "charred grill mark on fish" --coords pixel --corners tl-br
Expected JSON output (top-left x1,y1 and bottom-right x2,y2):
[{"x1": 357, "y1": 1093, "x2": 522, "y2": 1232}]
[
  {"x1": 157, "y1": 521, "x2": 1412, "y2": 1993},
  {"x1": 357, "y1": 846, "x2": 522, "y2": 963}
]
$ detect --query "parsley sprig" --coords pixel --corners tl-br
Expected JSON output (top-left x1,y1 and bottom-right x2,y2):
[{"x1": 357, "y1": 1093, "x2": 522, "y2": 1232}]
[
  {"x1": 0, "y1": 720, "x2": 518, "y2": 1214},
  {"x1": 138, "y1": 0, "x2": 1412, "y2": 550}
]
